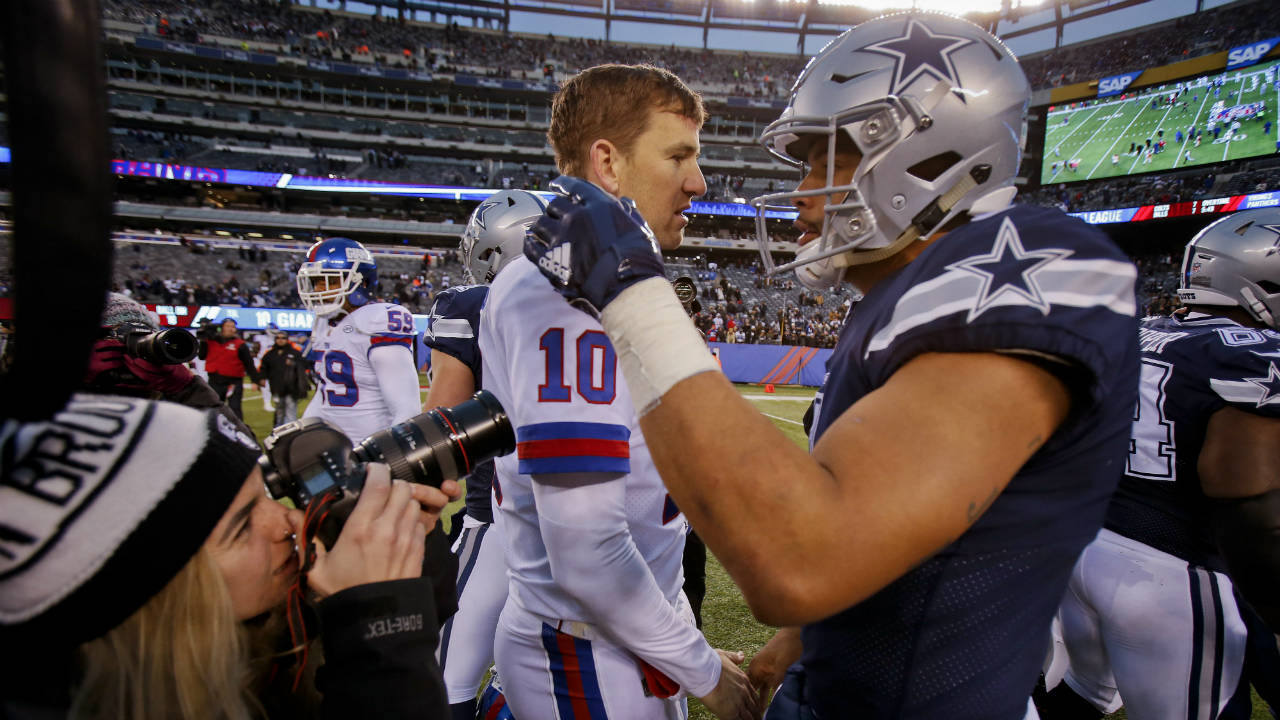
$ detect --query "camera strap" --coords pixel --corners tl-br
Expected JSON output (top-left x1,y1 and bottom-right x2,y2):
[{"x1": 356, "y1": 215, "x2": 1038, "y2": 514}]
[{"x1": 284, "y1": 487, "x2": 344, "y2": 691}]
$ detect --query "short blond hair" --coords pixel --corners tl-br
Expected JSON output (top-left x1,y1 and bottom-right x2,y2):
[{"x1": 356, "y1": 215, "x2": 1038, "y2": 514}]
[{"x1": 548, "y1": 64, "x2": 706, "y2": 177}]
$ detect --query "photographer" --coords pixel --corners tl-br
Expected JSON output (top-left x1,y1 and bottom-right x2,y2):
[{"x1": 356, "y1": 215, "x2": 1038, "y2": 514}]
[
  {"x1": 85, "y1": 294, "x2": 236, "y2": 419},
  {"x1": 0, "y1": 394, "x2": 459, "y2": 719},
  {"x1": 258, "y1": 331, "x2": 309, "y2": 427},
  {"x1": 200, "y1": 317, "x2": 262, "y2": 421}
]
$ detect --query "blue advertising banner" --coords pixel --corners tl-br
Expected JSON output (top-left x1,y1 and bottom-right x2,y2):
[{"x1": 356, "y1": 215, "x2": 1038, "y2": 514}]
[
  {"x1": 135, "y1": 36, "x2": 277, "y2": 66},
  {"x1": 1227, "y1": 37, "x2": 1280, "y2": 69},
  {"x1": 1096, "y1": 70, "x2": 1144, "y2": 97}
]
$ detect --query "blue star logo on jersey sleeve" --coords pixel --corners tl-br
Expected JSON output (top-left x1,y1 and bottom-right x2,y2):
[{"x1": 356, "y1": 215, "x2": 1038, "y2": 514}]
[
  {"x1": 860, "y1": 18, "x2": 975, "y2": 96},
  {"x1": 947, "y1": 216, "x2": 1073, "y2": 322},
  {"x1": 1244, "y1": 361, "x2": 1280, "y2": 406}
]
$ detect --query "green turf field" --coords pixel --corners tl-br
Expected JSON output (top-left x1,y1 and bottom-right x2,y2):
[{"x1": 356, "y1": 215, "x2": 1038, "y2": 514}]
[
  {"x1": 239, "y1": 381, "x2": 1269, "y2": 719},
  {"x1": 1041, "y1": 58, "x2": 1280, "y2": 185}
]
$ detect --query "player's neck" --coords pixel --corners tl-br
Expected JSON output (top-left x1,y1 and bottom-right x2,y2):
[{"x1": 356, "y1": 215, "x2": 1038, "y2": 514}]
[{"x1": 843, "y1": 234, "x2": 939, "y2": 295}]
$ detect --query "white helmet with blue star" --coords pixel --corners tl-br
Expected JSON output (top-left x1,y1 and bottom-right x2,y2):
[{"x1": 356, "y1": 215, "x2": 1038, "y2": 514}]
[
  {"x1": 751, "y1": 11, "x2": 1030, "y2": 287},
  {"x1": 461, "y1": 189, "x2": 548, "y2": 284},
  {"x1": 1178, "y1": 208, "x2": 1280, "y2": 329}
]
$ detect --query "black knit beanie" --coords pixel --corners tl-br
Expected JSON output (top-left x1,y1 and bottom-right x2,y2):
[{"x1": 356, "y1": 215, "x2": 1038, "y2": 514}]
[{"x1": 0, "y1": 393, "x2": 262, "y2": 650}]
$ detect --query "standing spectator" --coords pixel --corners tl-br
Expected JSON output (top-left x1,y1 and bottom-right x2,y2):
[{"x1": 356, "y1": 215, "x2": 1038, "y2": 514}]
[
  {"x1": 250, "y1": 325, "x2": 277, "y2": 414},
  {"x1": 199, "y1": 317, "x2": 260, "y2": 420},
  {"x1": 258, "y1": 331, "x2": 309, "y2": 427}
]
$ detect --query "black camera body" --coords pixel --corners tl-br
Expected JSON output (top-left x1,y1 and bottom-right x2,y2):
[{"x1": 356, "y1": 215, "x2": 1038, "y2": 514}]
[
  {"x1": 259, "y1": 389, "x2": 514, "y2": 548},
  {"x1": 109, "y1": 322, "x2": 199, "y2": 364}
]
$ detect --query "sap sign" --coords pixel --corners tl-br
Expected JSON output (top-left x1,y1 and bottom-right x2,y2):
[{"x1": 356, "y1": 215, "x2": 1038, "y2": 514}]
[
  {"x1": 1227, "y1": 37, "x2": 1280, "y2": 69},
  {"x1": 1097, "y1": 71, "x2": 1143, "y2": 98}
]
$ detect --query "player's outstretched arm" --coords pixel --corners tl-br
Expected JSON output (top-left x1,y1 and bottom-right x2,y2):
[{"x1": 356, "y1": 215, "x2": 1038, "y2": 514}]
[
  {"x1": 1199, "y1": 407, "x2": 1280, "y2": 631},
  {"x1": 524, "y1": 175, "x2": 1071, "y2": 625},
  {"x1": 422, "y1": 350, "x2": 475, "y2": 411},
  {"x1": 643, "y1": 352, "x2": 1069, "y2": 627}
]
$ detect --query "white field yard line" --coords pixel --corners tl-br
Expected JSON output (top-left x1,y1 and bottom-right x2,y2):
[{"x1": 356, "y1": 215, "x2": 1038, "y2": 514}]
[
  {"x1": 1087, "y1": 97, "x2": 1144, "y2": 178},
  {"x1": 1126, "y1": 94, "x2": 1178, "y2": 175},
  {"x1": 761, "y1": 412, "x2": 803, "y2": 426},
  {"x1": 1050, "y1": 105, "x2": 1104, "y2": 157},
  {"x1": 1174, "y1": 88, "x2": 1212, "y2": 168},
  {"x1": 741, "y1": 394, "x2": 814, "y2": 400},
  {"x1": 1223, "y1": 73, "x2": 1249, "y2": 163}
]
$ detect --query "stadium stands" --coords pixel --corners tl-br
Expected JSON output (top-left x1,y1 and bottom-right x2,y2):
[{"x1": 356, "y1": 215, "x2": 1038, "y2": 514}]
[{"x1": 100, "y1": 0, "x2": 1280, "y2": 98}]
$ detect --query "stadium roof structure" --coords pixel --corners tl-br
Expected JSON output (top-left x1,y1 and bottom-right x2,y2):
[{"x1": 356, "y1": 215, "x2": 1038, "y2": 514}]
[{"x1": 372, "y1": 0, "x2": 1175, "y2": 51}]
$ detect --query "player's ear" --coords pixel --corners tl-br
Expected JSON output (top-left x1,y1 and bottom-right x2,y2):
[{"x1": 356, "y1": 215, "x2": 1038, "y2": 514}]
[{"x1": 586, "y1": 138, "x2": 623, "y2": 196}]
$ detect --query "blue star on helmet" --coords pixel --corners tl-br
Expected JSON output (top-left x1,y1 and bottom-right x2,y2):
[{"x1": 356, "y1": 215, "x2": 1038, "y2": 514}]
[
  {"x1": 947, "y1": 217, "x2": 1073, "y2": 322},
  {"x1": 473, "y1": 199, "x2": 503, "y2": 230},
  {"x1": 1244, "y1": 361, "x2": 1280, "y2": 407},
  {"x1": 860, "y1": 18, "x2": 976, "y2": 97},
  {"x1": 1261, "y1": 223, "x2": 1280, "y2": 256}
]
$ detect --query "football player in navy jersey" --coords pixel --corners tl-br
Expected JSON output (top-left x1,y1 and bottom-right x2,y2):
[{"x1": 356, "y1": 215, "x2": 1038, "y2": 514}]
[
  {"x1": 523, "y1": 12, "x2": 1141, "y2": 719},
  {"x1": 1037, "y1": 209, "x2": 1280, "y2": 720},
  {"x1": 421, "y1": 189, "x2": 546, "y2": 720}
]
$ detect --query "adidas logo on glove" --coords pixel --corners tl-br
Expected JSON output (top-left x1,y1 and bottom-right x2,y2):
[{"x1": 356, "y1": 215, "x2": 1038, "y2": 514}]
[{"x1": 538, "y1": 243, "x2": 572, "y2": 284}]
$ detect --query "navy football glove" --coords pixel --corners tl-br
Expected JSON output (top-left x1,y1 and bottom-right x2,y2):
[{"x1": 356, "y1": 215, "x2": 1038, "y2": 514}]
[{"x1": 524, "y1": 175, "x2": 666, "y2": 318}]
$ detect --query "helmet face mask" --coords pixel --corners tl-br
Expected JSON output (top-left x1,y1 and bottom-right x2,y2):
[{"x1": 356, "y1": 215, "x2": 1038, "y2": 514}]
[
  {"x1": 460, "y1": 190, "x2": 548, "y2": 285},
  {"x1": 297, "y1": 238, "x2": 378, "y2": 317},
  {"x1": 1178, "y1": 210, "x2": 1280, "y2": 329},
  {"x1": 751, "y1": 12, "x2": 1030, "y2": 287}
]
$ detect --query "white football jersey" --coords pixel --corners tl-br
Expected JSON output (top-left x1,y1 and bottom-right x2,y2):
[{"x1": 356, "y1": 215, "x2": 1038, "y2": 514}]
[
  {"x1": 479, "y1": 257, "x2": 688, "y2": 623},
  {"x1": 305, "y1": 302, "x2": 417, "y2": 443}
]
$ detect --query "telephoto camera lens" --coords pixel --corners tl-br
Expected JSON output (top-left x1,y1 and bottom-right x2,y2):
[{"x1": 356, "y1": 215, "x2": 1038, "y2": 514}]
[
  {"x1": 123, "y1": 327, "x2": 198, "y2": 364},
  {"x1": 353, "y1": 389, "x2": 514, "y2": 487}
]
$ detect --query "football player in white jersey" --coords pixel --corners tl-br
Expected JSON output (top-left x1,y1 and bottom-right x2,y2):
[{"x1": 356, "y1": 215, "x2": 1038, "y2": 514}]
[
  {"x1": 479, "y1": 65, "x2": 754, "y2": 720},
  {"x1": 297, "y1": 237, "x2": 422, "y2": 444},
  {"x1": 424, "y1": 189, "x2": 546, "y2": 720}
]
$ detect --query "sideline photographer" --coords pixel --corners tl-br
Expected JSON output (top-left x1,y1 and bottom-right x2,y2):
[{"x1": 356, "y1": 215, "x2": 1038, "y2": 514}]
[
  {"x1": 200, "y1": 317, "x2": 262, "y2": 421},
  {"x1": 84, "y1": 294, "x2": 258, "y2": 440},
  {"x1": 0, "y1": 394, "x2": 460, "y2": 719}
]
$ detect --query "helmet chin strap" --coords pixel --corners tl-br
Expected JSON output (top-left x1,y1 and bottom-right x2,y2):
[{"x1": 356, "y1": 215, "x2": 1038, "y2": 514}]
[
  {"x1": 840, "y1": 163, "x2": 995, "y2": 268},
  {"x1": 1240, "y1": 286, "x2": 1277, "y2": 328}
]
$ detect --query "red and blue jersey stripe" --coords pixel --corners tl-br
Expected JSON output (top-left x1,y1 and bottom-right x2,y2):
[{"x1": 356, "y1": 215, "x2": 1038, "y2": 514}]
[
  {"x1": 541, "y1": 623, "x2": 609, "y2": 720},
  {"x1": 516, "y1": 421, "x2": 629, "y2": 475},
  {"x1": 370, "y1": 332, "x2": 414, "y2": 348},
  {"x1": 368, "y1": 332, "x2": 414, "y2": 359}
]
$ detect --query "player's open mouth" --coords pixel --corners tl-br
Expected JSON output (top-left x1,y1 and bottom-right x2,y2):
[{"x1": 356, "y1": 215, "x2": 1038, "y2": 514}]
[{"x1": 794, "y1": 220, "x2": 819, "y2": 245}]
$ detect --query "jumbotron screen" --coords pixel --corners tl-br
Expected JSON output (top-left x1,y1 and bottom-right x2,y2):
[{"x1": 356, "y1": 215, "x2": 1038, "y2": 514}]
[{"x1": 1040, "y1": 57, "x2": 1280, "y2": 185}]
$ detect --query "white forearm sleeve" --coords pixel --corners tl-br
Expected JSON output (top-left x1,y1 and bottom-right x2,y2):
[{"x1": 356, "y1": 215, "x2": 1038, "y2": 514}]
[
  {"x1": 369, "y1": 345, "x2": 423, "y2": 425},
  {"x1": 599, "y1": 277, "x2": 720, "y2": 415},
  {"x1": 533, "y1": 477, "x2": 721, "y2": 698}
]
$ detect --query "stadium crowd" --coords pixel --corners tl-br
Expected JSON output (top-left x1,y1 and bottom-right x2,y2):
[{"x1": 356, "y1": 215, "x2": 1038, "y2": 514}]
[
  {"x1": 102, "y1": 0, "x2": 803, "y2": 97},
  {"x1": 101, "y1": 0, "x2": 1280, "y2": 98},
  {"x1": 96, "y1": 234, "x2": 1184, "y2": 350}
]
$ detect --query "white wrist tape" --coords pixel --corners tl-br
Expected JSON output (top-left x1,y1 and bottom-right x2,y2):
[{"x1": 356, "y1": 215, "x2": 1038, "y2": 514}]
[{"x1": 599, "y1": 277, "x2": 720, "y2": 415}]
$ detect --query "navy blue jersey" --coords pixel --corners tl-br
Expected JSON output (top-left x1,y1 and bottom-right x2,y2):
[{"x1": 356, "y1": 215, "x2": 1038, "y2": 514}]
[
  {"x1": 423, "y1": 284, "x2": 494, "y2": 524},
  {"x1": 1104, "y1": 314, "x2": 1280, "y2": 569},
  {"x1": 801, "y1": 204, "x2": 1140, "y2": 719}
]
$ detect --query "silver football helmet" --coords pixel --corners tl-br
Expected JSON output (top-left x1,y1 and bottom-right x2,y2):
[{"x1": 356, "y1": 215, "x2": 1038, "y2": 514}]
[
  {"x1": 1178, "y1": 209, "x2": 1280, "y2": 329},
  {"x1": 461, "y1": 190, "x2": 548, "y2": 284},
  {"x1": 751, "y1": 12, "x2": 1030, "y2": 288}
]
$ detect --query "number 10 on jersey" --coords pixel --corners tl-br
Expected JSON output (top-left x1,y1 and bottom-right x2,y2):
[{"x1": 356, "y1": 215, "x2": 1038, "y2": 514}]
[{"x1": 538, "y1": 329, "x2": 617, "y2": 404}]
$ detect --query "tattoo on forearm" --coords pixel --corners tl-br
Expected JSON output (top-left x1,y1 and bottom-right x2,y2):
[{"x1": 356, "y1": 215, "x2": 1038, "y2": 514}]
[
  {"x1": 967, "y1": 485, "x2": 1000, "y2": 523},
  {"x1": 1027, "y1": 434, "x2": 1044, "y2": 450}
]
